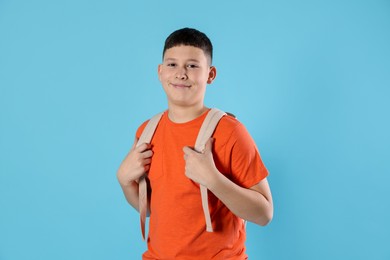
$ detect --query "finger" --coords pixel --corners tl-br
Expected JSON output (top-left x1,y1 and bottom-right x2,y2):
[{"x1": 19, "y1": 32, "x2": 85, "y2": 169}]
[
  {"x1": 131, "y1": 136, "x2": 139, "y2": 149},
  {"x1": 143, "y1": 158, "x2": 152, "y2": 165},
  {"x1": 204, "y1": 138, "x2": 214, "y2": 154},
  {"x1": 141, "y1": 149, "x2": 153, "y2": 159},
  {"x1": 136, "y1": 142, "x2": 152, "y2": 153},
  {"x1": 183, "y1": 146, "x2": 195, "y2": 155}
]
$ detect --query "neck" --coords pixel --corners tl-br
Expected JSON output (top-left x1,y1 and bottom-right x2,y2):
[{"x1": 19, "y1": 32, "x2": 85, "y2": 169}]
[{"x1": 167, "y1": 104, "x2": 209, "y2": 123}]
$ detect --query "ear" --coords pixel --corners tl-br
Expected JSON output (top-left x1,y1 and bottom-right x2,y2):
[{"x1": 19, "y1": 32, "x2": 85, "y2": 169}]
[
  {"x1": 207, "y1": 66, "x2": 217, "y2": 84},
  {"x1": 157, "y1": 64, "x2": 163, "y2": 81}
]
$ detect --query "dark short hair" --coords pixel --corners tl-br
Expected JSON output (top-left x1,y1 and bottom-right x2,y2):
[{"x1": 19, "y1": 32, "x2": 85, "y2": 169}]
[{"x1": 162, "y1": 28, "x2": 213, "y2": 64}]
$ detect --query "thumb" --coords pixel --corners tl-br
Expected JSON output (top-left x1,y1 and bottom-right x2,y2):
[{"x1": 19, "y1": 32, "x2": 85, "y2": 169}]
[
  {"x1": 183, "y1": 146, "x2": 195, "y2": 155},
  {"x1": 204, "y1": 138, "x2": 214, "y2": 154},
  {"x1": 132, "y1": 136, "x2": 139, "y2": 149}
]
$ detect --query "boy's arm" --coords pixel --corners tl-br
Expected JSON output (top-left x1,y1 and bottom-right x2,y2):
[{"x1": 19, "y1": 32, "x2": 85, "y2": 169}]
[
  {"x1": 119, "y1": 180, "x2": 141, "y2": 212},
  {"x1": 117, "y1": 137, "x2": 153, "y2": 214},
  {"x1": 183, "y1": 138, "x2": 273, "y2": 226},
  {"x1": 208, "y1": 173, "x2": 273, "y2": 226}
]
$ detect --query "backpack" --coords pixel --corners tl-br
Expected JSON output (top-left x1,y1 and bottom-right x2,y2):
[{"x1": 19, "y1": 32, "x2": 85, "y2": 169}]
[{"x1": 136, "y1": 108, "x2": 230, "y2": 240}]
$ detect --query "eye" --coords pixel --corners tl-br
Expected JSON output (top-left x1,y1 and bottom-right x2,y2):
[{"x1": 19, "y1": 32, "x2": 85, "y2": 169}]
[
  {"x1": 187, "y1": 64, "x2": 199, "y2": 69},
  {"x1": 167, "y1": 63, "x2": 176, "y2": 67}
]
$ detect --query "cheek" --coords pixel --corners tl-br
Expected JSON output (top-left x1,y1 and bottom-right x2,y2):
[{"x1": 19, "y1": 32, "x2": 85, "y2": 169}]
[
  {"x1": 159, "y1": 74, "x2": 169, "y2": 85},
  {"x1": 194, "y1": 74, "x2": 210, "y2": 85},
  {"x1": 160, "y1": 70, "x2": 174, "y2": 81}
]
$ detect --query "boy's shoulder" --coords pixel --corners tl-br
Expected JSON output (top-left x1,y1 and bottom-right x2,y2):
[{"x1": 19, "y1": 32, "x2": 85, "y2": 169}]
[
  {"x1": 135, "y1": 118, "x2": 153, "y2": 138},
  {"x1": 214, "y1": 112, "x2": 243, "y2": 137}
]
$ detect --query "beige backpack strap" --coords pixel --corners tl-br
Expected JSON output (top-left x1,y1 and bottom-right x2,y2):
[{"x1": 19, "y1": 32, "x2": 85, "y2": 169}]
[
  {"x1": 137, "y1": 112, "x2": 164, "y2": 241},
  {"x1": 194, "y1": 108, "x2": 226, "y2": 232}
]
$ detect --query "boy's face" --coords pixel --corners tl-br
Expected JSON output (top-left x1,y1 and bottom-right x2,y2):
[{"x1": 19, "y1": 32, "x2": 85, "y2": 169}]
[{"x1": 158, "y1": 45, "x2": 216, "y2": 110}]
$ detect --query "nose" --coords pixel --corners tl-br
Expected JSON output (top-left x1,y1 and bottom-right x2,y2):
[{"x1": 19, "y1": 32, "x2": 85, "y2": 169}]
[{"x1": 175, "y1": 67, "x2": 188, "y2": 80}]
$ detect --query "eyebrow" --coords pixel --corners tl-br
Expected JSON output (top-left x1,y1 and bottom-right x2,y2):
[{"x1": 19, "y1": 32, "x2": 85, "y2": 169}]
[{"x1": 164, "y1": 58, "x2": 201, "y2": 63}]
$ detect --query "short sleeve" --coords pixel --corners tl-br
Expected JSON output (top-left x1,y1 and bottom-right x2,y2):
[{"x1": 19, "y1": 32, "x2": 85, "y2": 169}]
[{"x1": 227, "y1": 123, "x2": 268, "y2": 188}]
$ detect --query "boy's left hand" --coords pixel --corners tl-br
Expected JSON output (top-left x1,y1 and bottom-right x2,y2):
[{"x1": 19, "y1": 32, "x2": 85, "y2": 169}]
[{"x1": 183, "y1": 138, "x2": 219, "y2": 187}]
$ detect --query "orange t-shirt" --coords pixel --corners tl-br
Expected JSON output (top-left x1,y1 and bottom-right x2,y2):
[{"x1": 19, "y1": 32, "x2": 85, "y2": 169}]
[{"x1": 136, "y1": 109, "x2": 268, "y2": 260}]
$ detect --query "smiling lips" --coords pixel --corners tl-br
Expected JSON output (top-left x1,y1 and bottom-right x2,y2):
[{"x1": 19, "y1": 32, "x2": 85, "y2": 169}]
[{"x1": 171, "y1": 83, "x2": 191, "y2": 89}]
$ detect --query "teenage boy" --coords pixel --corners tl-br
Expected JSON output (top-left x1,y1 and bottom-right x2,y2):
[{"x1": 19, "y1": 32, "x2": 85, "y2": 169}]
[{"x1": 117, "y1": 28, "x2": 273, "y2": 259}]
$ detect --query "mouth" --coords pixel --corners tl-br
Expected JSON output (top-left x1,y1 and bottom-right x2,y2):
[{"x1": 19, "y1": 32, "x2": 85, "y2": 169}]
[{"x1": 170, "y1": 83, "x2": 191, "y2": 89}]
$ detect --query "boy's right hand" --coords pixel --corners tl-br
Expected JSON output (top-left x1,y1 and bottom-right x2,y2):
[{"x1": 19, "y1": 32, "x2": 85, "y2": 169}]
[{"x1": 117, "y1": 137, "x2": 153, "y2": 187}]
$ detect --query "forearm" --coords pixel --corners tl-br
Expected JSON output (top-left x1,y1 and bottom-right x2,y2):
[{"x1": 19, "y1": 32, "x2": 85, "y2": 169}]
[
  {"x1": 120, "y1": 181, "x2": 140, "y2": 212},
  {"x1": 208, "y1": 173, "x2": 273, "y2": 226}
]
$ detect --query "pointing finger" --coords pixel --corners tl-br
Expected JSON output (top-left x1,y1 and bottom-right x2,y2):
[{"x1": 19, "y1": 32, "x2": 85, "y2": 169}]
[{"x1": 136, "y1": 142, "x2": 152, "y2": 153}]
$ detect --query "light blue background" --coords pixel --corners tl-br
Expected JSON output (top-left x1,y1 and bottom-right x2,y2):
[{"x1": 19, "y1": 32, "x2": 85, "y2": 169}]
[{"x1": 1, "y1": 0, "x2": 389, "y2": 259}]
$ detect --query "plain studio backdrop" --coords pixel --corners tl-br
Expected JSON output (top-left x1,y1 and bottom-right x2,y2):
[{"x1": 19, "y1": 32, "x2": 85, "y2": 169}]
[{"x1": 0, "y1": 0, "x2": 389, "y2": 259}]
